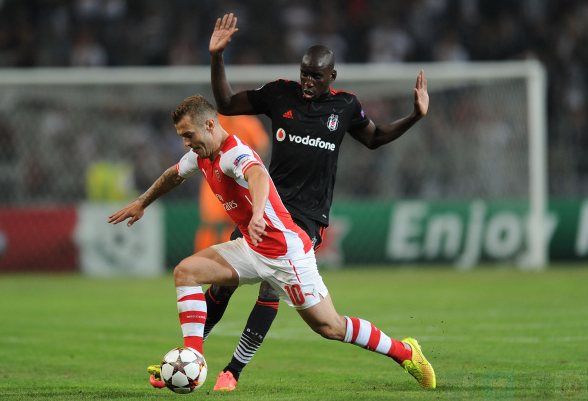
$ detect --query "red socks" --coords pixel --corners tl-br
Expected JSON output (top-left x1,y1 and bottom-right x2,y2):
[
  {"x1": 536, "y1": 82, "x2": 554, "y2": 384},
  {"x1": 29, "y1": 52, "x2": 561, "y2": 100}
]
[
  {"x1": 177, "y1": 286, "x2": 206, "y2": 354},
  {"x1": 343, "y1": 316, "x2": 412, "y2": 363}
]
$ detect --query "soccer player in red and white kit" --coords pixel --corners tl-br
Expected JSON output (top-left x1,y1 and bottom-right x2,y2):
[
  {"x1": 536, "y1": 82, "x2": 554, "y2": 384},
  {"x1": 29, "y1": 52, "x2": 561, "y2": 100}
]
[{"x1": 108, "y1": 95, "x2": 435, "y2": 390}]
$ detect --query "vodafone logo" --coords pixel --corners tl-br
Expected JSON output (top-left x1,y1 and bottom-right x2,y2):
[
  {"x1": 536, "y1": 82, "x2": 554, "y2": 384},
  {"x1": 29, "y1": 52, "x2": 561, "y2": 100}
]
[{"x1": 275, "y1": 127, "x2": 336, "y2": 151}]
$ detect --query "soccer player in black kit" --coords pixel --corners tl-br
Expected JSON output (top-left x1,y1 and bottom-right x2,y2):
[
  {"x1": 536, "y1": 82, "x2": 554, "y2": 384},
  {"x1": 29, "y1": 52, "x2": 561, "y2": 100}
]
[{"x1": 149, "y1": 13, "x2": 430, "y2": 391}]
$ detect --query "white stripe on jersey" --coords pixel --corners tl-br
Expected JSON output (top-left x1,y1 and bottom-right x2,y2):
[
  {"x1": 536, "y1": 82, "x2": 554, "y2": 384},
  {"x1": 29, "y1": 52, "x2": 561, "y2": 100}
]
[{"x1": 262, "y1": 198, "x2": 307, "y2": 258}]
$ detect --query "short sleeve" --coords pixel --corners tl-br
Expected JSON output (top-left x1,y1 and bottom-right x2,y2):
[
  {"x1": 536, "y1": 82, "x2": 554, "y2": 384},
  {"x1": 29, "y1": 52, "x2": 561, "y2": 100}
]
[
  {"x1": 246, "y1": 80, "x2": 286, "y2": 117},
  {"x1": 176, "y1": 150, "x2": 200, "y2": 178},
  {"x1": 349, "y1": 95, "x2": 371, "y2": 132},
  {"x1": 219, "y1": 142, "x2": 263, "y2": 180}
]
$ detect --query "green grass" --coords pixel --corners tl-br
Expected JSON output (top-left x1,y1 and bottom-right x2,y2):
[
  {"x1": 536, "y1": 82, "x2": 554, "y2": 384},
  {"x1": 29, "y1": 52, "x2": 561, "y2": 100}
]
[{"x1": 1, "y1": 267, "x2": 587, "y2": 400}]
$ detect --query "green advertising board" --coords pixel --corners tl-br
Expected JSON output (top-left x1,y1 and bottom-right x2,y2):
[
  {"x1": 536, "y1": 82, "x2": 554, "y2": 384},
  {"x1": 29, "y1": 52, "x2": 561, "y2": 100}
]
[{"x1": 164, "y1": 199, "x2": 588, "y2": 268}]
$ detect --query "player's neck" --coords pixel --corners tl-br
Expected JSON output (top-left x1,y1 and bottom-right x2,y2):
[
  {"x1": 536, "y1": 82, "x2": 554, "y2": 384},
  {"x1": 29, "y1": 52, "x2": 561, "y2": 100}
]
[{"x1": 207, "y1": 130, "x2": 229, "y2": 160}]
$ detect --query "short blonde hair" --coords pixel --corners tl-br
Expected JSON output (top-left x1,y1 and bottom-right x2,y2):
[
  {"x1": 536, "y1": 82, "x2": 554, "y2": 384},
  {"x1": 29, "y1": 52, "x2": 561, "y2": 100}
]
[{"x1": 171, "y1": 95, "x2": 218, "y2": 127}]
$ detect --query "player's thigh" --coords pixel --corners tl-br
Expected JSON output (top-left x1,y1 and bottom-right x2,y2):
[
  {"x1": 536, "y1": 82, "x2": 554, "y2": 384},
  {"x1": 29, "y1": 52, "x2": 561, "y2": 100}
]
[
  {"x1": 297, "y1": 293, "x2": 347, "y2": 340},
  {"x1": 175, "y1": 247, "x2": 239, "y2": 287}
]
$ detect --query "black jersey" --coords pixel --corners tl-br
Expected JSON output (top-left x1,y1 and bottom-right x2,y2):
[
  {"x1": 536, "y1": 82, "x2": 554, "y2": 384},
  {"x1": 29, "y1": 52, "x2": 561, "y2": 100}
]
[{"x1": 247, "y1": 79, "x2": 370, "y2": 226}]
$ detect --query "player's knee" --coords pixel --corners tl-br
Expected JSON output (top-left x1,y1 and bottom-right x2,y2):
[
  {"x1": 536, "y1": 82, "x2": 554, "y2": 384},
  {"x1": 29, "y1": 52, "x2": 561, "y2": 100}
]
[
  {"x1": 173, "y1": 257, "x2": 205, "y2": 286},
  {"x1": 313, "y1": 323, "x2": 345, "y2": 341},
  {"x1": 173, "y1": 261, "x2": 192, "y2": 286},
  {"x1": 210, "y1": 284, "x2": 237, "y2": 301},
  {"x1": 259, "y1": 281, "x2": 279, "y2": 299}
]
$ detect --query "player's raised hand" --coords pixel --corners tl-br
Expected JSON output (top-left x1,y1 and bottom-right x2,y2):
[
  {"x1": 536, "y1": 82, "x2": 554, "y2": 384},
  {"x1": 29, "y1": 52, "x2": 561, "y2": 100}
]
[
  {"x1": 108, "y1": 200, "x2": 145, "y2": 227},
  {"x1": 414, "y1": 69, "x2": 429, "y2": 118},
  {"x1": 210, "y1": 13, "x2": 239, "y2": 54}
]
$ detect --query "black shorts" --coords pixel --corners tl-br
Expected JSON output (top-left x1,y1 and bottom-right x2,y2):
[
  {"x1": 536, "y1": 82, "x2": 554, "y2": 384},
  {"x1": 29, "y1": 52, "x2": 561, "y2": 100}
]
[{"x1": 229, "y1": 213, "x2": 326, "y2": 252}]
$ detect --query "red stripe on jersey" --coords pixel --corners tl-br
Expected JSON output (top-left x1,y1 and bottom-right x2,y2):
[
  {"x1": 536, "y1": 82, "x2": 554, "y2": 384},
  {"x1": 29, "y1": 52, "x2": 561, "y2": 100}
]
[
  {"x1": 178, "y1": 311, "x2": 207, "y2": 325},
  {"x1": 178, "y1": 293, "x2": 206, "y2": 303},
  {"x1": 365, "y1": 324, "x2": 381, "y2": 351},
  {"x1": 289, "y1": 260, "x2": 302, "y2": 283},
  {"x1": 241, "y1": 160, "x2": 260, "y2": 175},
  {"x1": 350, "y1": 317, "x2": 361, "y2": 343}
]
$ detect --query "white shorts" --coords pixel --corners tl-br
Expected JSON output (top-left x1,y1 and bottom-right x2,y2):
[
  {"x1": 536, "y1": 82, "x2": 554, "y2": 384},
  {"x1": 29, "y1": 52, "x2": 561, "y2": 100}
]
[{"x1": 211, "y1": 237, "x2": 328, "y2": 310}]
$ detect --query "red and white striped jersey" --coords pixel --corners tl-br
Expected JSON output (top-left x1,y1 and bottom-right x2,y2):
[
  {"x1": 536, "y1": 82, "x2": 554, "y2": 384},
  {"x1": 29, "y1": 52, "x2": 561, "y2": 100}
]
[{"x1": 176, "y1": 135, "x2": 313, "y2": 259}]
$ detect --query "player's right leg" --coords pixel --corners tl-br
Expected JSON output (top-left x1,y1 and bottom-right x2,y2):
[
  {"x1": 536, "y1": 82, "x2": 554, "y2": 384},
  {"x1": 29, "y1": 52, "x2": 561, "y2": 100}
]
[{"x1": 297, "y1": 294, "x2": 436, "y2": 389}]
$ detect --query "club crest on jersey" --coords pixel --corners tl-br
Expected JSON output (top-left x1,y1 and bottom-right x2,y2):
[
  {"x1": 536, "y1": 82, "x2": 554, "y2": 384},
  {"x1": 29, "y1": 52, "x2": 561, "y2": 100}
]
[
  {"x1": 215, "y1": 168, "x2": 221, "y2": 182},
  {"x1": 327, "y1": 114, "x2": 339, "y2": 131}
]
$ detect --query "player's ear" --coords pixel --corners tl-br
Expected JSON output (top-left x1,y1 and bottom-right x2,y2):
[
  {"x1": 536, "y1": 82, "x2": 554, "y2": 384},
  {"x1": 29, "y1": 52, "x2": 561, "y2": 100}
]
[
  {"x1": 205, "y1": 118, "x2": 215, "y2": 132},
  {"x1": 330, "y1": 69, "x2": 337, "y2": 83}
]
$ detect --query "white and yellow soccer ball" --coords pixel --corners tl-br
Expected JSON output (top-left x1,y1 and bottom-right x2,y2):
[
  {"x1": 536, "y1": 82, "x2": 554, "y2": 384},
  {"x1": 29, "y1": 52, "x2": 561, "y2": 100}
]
[{"x1": 160, "y1": 347, "x2": 208, "y2": 394}]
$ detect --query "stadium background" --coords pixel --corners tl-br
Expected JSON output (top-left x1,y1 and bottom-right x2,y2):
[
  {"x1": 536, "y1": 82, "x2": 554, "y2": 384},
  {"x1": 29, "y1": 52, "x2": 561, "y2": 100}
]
[{"x1": 0, "y1": 0, "x2": 587, "y2": 274}]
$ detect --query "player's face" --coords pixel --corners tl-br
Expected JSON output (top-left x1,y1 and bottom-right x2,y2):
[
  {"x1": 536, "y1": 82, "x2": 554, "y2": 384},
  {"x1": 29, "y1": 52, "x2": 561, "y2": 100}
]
[
  {"x1": 300, "y1": 64, "x2": 333, "y2": 101},
  {"x1": 175, "y1": 115, "x2": 215, "y2": 159}
]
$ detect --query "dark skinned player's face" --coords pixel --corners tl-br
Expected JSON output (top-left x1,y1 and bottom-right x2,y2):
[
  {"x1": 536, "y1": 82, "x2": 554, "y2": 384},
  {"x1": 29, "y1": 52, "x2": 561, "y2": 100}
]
[{"x1": 299, "y1": 61, "x2": 334, "y2": 102}]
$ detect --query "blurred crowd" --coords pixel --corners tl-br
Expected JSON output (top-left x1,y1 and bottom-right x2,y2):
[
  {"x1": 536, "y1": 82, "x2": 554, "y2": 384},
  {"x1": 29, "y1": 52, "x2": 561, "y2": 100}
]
[{"x1": 0, "y1": 0, "x2": 587, "y2": 197}]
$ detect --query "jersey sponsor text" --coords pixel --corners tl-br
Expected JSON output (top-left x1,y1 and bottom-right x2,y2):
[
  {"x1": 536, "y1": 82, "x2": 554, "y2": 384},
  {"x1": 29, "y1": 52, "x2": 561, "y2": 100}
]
[
  {"x1": 287, "y1": 133, "x2": 336, "y2": 151},
  {"x1": 222, "y1": 200, "x2": 238, "y2": 211}
]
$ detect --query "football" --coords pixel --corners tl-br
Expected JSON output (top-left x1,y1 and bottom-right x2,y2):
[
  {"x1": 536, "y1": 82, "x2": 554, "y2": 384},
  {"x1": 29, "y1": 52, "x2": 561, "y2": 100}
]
[{"x1": 160, "y1": 347, "x2": 208, "y2": 394}]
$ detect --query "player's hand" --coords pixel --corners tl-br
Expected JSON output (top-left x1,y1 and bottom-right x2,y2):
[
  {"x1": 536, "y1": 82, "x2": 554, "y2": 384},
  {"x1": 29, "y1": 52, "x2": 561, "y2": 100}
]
[
  {"x1": 108, "y1": 200, "x2": 145, "y2": 227},
  {"x1": 248, "y1": 214, "x2": 267, "y2": 247},
  {"x1": 414, "y1": 69, "x2": 429, "y2": 118},
  {"x1": 210, "y1": 13, "x2": 239, "y2": 54}
]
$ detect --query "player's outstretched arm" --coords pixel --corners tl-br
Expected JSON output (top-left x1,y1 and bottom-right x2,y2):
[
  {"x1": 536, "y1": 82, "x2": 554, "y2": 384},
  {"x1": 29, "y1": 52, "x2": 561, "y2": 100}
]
[
  {"x1": 349, "y1": 69, "x2": 428, "y2": 149},
  {"x1": 108, "y1": 199, "x2": 146, "y2": 227},
  {"x1": 210, "y1": 13, "x2": 255, "y2": 115},
  {"x1": 108, "y1": 166, "x2": 185, "y2": 227}
]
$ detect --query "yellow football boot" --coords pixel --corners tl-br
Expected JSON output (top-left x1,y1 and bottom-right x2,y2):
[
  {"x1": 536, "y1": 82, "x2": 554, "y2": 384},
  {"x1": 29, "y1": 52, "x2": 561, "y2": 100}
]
[{"x1": 401, "y1": 337, "x2": 436, "y2": 388}]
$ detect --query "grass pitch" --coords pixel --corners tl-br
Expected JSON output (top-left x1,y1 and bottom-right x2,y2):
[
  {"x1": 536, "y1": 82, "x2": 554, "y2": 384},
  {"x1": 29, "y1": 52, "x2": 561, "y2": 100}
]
[{"x1": 1, "y1": 266, "x2": 587, "y2": 400}]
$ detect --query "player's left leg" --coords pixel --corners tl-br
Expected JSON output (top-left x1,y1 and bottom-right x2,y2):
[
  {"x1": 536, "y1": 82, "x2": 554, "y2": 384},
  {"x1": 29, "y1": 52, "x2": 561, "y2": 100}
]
[
  {"x1": 298, "y1": 294, "x2": 436, "y2": 389},
  {"x1": 213, "y1": 281, "x2": 280, "y2": 391}
]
